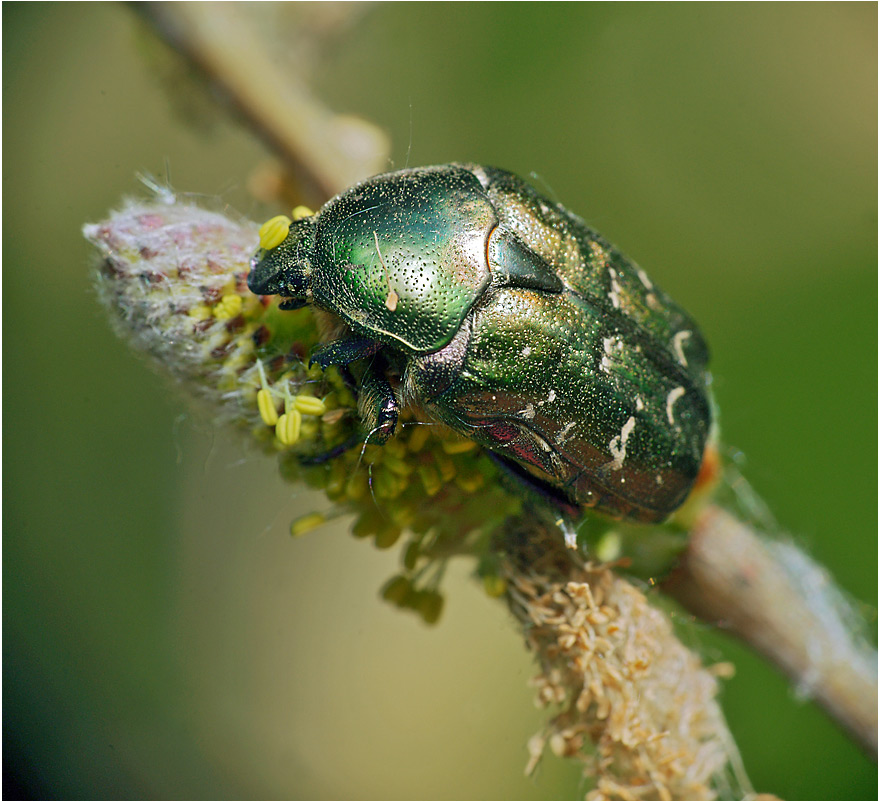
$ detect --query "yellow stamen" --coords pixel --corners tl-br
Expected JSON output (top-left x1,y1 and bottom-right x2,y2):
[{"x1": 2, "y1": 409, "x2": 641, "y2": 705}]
[
  {"x1": 417, "y1": 591, "x2": 444, "y2": 624},
  {"x1": 406, "y1": 425, "x2": 431, "y2": 452},
  {"x1": 290, "y1": 512, "x2": 327, "y2": 537},
  {"x1": 275, "y1": 408, "x2": 302, "y2": 445},
  {"x1": 381, "y1": 575, "x2": 411, "y2": 605},
  {"x1": 441, "y1": 438, "x2": 477, "y2": 454},
  {"x1": 435, "y1": 453, "x2": 456, "y2": 482},
  {"x1": 292, "y1": 394, "x2": 326, "y2": 416},
  {"x1": 417, "y1": 464, "x2": 442, "y2": 496},
  {"x1": 374, "y1": 524, "x2": 402, "y2": 549},
  {"x1": 455, "y1": 472, "x2": 484, "y2": 492},
  {"x1": 382, "y1": 453, "x2": 414, "y2": 477},
  {"x1": 257, "y1": 388, "x2": 279, "y2": 426},
  {"x1": 213, "y1": 293, "x2": 242, "y2": 320},
  {"x1": 258, "y1": 214, "x2": 292, "y2": 250},
  {"x1": 482, "y1": 575, "x2": 508, "y2": 598}
]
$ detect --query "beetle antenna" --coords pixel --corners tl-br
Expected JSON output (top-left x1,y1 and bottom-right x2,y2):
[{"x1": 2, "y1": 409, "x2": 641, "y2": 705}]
[
  {"x1": 366, "y1": 462, "x2": 381, "y2": 513},
  {"x1": 353, "y1": 437, "x2": 371, "y2": 473}
]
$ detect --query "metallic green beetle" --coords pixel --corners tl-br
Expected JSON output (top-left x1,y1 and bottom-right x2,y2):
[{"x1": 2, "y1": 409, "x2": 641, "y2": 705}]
[{"x1": 248, "y1": 164, "x2": 711, "y2": 523}]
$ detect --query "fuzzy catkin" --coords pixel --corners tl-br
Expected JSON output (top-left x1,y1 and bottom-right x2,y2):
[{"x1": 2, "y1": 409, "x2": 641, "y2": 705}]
[{"x1": 500, "y1": 517, "x2": 749, "y2": 800}]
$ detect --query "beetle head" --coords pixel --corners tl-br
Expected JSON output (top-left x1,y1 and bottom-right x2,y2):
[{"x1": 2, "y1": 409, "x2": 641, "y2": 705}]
[{"x1": 248, "y1": 216, "x2": 316, "y2": 309}]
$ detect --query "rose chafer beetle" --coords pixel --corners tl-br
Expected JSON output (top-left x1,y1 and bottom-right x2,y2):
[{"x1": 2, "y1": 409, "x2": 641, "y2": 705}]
[{"x1": 248, "y1": 164, "x2": 711, "y2": 523}]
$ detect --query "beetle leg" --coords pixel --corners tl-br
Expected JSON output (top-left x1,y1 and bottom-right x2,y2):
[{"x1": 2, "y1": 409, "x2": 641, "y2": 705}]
[
  {"x1": 296, "y1": 368, "x2": 398, "y2": 463},
  {"x1": 309, "y1": 338, "x2": 383, "y2": 370},
  {"x1": 337, "y1": 364, "x2": 358, "y2": 395},
  {"x1": 357, "y1": 361, "x2": 399, "y2": 445},
  {"x1": 309, "y1": 338, "x2": 399, "y2": 448},
  {"x1": 485, "y1": 451, "x2": 580, "y2": 519},
  {"x1": 296, "y1": 357, "x2": 398, "y2": 465}
]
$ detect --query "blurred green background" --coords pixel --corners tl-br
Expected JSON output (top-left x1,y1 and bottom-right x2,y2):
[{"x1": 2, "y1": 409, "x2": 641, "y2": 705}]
[{"x1": 4, "y1": 3, "x2": 876, "y2": 799}]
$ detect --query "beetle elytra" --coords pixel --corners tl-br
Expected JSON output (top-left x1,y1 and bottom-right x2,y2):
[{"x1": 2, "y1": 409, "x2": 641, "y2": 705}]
[{"x1": 248, "y1": 164, "x2": 711, "y2": 522}]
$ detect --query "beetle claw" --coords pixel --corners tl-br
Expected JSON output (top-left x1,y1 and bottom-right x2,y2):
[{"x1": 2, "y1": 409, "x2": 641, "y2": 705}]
[
  {"x1": 279, "y1": 298, "x2": 308, "y2": 311},
  {"x1": 364, "y1": 419, "x2": 396, "y2": 446}
]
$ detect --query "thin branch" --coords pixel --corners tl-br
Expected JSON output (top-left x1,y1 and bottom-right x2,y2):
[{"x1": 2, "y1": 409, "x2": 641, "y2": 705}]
[
  {"x1": 138, "y1": 2, "x2": 390, "y2": 200},
  {"x1": 665, "y1": 504, "x2": 877, "y2": 756}
]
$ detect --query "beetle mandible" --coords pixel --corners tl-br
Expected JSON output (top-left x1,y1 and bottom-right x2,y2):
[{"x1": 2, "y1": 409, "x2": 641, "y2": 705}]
[{"x1": 248, "y1": 164, "x2": 711, "y2": 523}]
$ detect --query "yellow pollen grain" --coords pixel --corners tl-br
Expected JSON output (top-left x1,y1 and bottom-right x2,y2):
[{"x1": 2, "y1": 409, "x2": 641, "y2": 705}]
[
  {"x1": 213, "y1": 293, "x2": 243, "y2": 320},
  {"x1": 188, "y1": 304, "x2": 212, "y2": 320}
]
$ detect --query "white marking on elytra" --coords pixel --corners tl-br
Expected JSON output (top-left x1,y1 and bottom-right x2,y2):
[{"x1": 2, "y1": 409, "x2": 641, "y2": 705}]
[
  {"x1": 535, "y1": 389, "x2": 558, "y2": 409},
  {"x1": 666, "y1": 386, "x2": 686, "y2": 425},
  {"x1": 635, "y1": 396, "x2": 645, "y2": 411},
  {"x1": 373, "y1": 230, "x2": 398, "y2": 312},
  {"x1": 607, "y1": 416, "x2": 636, "y2": 471},
  {"x1": 521, "y1": 345, "x2": 532, "y2": 357},
  {"x1": 601, "y1": 336, "x2": 622, "y2": 373},
  {"x1": 637, "y1": 268, "x2": 653, "y2": 290},
  {"x1": 519, "y1": 403, "x2": 536, "y2": 420},
  {"x1": 556, "y1": 421, "x2": 577, "y2": 445},
  {"x1": 471, "y1": 165, "x2": 490, "y2": 189},
  {"x1": 607, "y1": 267, "x2": 622, "y2": 310},
  {"x1": 672, "y1": 330, "x2": 692, "y2": 367},
  {"x1": 531, "y1": 431, "x2": 553, "y2": 452},
  {"x1": 656, "y1": 474, "x2": 664, "y2": 485}
]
